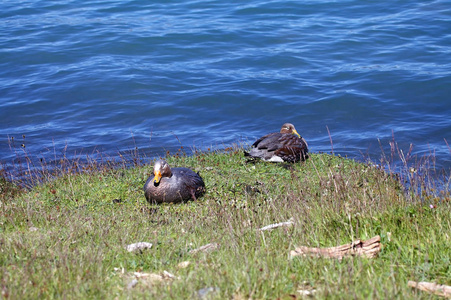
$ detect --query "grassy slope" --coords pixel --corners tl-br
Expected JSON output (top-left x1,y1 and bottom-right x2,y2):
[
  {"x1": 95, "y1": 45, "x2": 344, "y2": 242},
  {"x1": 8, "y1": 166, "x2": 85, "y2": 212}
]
[{"x1": 1, "y1": 148, "x2": 450, "y2": 299}]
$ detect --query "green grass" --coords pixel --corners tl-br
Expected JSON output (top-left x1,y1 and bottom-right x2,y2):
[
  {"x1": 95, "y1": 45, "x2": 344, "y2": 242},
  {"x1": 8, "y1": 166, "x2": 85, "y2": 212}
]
[{"x1": 1, "y1": 147, "x2": 450, "y2": 299}]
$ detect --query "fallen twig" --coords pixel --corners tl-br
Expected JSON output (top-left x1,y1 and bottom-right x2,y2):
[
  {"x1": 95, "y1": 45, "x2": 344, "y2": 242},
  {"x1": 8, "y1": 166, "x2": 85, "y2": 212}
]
[
  {"x1": 189, "y1": 243, "x2": 220, "y2": 254},
  {"x1": 408, "y1": 281, "x2": 451, "y2": 298},
  {"x1": 126, "y1": 271, "x2": 177, "y2": 289},
  {"x1": 290, "y1": 235, "x2": 381, "y2": 259},
  {"x1": 258, "y1": 218, "x2": 294, "y2": 231}
]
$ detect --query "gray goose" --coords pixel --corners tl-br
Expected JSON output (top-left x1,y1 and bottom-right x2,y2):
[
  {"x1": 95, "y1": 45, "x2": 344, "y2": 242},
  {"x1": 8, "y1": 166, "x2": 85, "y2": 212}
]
[{"x1": 144, "y1": 159, "x2": 205, "y2": 204}]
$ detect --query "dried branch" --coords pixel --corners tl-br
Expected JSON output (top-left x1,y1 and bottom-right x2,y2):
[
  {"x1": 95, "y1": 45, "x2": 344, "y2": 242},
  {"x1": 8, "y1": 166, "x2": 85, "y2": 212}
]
[
  {"x1": 189, "y1": 243, "x2": 220, "y2": 254},
  {"x1": 290, "y1": 235, "x2": 381, "y2": 259},
  {"x1": 258, "y1": 218, "x2": 294, "y2": 231},
  {"x1": 408, "y1": 281, "x2": 451, "y2": 298},
  {"x1": 126, "y1": 271, "x2": 178, "y2": 289}
]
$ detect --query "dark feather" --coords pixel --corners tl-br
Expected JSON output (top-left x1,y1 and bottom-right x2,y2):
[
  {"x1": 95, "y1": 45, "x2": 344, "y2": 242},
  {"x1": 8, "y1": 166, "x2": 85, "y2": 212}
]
[{"x1": 246, "y1": 123, "x2": 309, "y2": 163}]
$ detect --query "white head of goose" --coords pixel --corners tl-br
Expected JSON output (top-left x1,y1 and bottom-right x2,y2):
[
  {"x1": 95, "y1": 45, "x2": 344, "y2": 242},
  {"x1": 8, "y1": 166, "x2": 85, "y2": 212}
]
[
  {"x1": 144, "y1": 159, "x2": 206, "y2": 204},
  {"x1": 245, "y1": 123, "x2": 309, "y2": 163}
]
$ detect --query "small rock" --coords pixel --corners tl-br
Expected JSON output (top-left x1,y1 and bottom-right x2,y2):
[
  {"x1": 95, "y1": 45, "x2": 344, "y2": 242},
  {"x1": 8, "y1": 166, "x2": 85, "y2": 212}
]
[
  {"x1": 126, "y1": 242, "x2": 153, "y2": 252},
  {"x1": 178, "y1": 261, "x2": 191, "y2": 269},
  {"x1": 127, "y1": 279, "x2": 138, "y2": 289},
  {"x1": 297, "y1": 289, "x2": 316, "y2": 296},
  {"x1": 197, "y1": 287, "x2": 219, "y2": 299}
]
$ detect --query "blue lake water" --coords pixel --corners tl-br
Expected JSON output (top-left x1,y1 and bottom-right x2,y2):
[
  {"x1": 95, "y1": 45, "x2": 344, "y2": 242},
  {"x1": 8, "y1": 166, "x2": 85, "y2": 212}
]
[{"x1": 1, "y1": 0, "x2": 450, "y2": 175}]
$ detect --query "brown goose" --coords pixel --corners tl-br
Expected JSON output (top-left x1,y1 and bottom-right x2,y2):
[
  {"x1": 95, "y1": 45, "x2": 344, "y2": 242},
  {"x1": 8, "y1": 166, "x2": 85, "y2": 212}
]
[
  {"x1": 144, "y1": 159, "x2": 206, "y2": 204},
  {"x1": 245, "y1": 123, "x2": 309, "y2": 162}
]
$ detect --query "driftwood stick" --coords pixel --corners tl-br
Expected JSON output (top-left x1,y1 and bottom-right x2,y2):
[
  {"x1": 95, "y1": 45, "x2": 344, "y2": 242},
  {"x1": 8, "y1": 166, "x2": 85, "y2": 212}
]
[
  {"x1": 258, "y1": 218, "x2": 294, "y2": 231},
  {"x1": 408, "y1": 281, "x2": 451, "y2": 298},
  {"x1": 290, "y1": 235, "x2": 381, "y2": 259},
  {"x1": 188, "y1": 243, "x2": 220, "y2": 254}
]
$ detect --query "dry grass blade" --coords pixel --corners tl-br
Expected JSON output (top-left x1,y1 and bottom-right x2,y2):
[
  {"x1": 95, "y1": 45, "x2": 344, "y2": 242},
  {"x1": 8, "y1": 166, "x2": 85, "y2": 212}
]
[
  {"x1": 408, "y1": 281, "x2": 451, "y2": 298},
  {"x1": 290, "y1": 235, "x2": 381, "y2": 259}
]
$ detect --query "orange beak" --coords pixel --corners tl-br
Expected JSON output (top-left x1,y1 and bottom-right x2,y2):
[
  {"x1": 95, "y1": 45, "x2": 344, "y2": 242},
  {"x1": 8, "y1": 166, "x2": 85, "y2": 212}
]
[{"x1": 153, "y1": 170, "x2": 162, "y2": 183}]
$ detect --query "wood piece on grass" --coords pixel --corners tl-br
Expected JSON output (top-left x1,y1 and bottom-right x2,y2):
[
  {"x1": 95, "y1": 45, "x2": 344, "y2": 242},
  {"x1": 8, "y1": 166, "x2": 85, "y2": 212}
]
[
  {"x1": 132, "y1": 271, "x2": 177, "y2": 280},
  {"x1": 162, "y1": 270, "x2": 177, "y2": 279},
  {"x1": 290, "y1": 235, "x2": 381, "y2": 259},
  {"x1": 408, "y1": 281, "x2": 451, "y2": 298},
  {"x1": 127, "y1": 270, "x2": 178, "y2": 289},
  {"x1": 189, "y1": 243, "x2": 220, "y2": 254},
  {"x1": 177, "y1": 261, "x2": 191, "y2": 269},
  {"x1": 126, "y1": 242, "x2": 153, "y2": 252},
  {"x1": 133, "y1": 272, "x2": 165, "y2": 281},
  {"x1": 258, "y1": 218, "x2": 294, "y2": 231}
]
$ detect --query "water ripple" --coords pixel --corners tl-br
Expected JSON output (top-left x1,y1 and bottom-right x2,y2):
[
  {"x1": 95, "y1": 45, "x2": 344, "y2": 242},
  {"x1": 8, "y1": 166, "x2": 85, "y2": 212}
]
[{"x1": 1, "y1": 0, "x2": 450, "y2": 171}]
